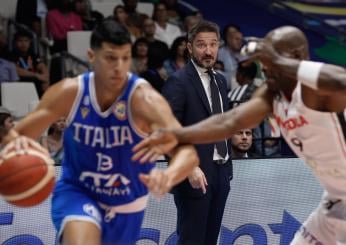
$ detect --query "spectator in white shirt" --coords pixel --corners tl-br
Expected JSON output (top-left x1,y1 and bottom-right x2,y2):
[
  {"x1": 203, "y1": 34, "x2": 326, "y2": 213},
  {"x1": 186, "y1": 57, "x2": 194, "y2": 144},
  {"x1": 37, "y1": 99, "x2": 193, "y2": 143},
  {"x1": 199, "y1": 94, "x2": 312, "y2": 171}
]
[{"x1": 153, "y1": 2, "x2": 182, "y2": 47}]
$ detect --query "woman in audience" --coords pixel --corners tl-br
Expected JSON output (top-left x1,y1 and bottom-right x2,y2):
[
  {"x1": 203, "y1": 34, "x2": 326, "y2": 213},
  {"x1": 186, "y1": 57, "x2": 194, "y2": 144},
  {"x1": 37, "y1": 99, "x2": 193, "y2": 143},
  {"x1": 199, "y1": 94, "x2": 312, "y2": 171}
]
[
  {"x1": 163, "y1": 36, "x2": 188, "y2": 76},
  {"x1": 131, "y1": 37, "x2": 149, "y2": 75},
  {"x1": 113, "y1": 5, "x2": 141, "y2": 42}
]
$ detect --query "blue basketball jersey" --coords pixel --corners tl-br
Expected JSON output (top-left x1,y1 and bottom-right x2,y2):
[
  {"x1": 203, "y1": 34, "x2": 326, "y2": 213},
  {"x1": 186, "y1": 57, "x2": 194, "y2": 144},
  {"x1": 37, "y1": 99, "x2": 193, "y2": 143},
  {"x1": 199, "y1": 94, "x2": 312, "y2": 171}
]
[{"x1": 59, "y1": 72, "x2": 154, "y2": 206}]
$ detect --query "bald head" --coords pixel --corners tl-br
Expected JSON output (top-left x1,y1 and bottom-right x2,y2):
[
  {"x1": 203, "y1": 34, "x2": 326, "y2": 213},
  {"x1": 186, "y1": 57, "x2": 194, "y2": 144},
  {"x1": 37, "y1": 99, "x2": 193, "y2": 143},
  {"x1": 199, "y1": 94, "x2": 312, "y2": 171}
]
[{"x1": 265, "y1": 26, "x2": 309, "y2": 60}]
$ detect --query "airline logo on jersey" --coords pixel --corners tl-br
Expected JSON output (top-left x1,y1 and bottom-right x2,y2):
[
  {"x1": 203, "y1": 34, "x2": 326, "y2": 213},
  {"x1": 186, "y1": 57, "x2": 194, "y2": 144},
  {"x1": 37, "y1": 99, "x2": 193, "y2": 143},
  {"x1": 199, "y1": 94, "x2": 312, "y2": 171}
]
[
  {"x1": 274, "y1": 114, "x2": 308, "y2": 131},
  {"x1": 113, "y1": 101, "x2": 127, "y2": 121},
  {"x1": 72, "y1": 122, "x2": 134, "y2": 148},
  {"x1": 79, "y1": 172, "x2": 131, "y2": 196}
]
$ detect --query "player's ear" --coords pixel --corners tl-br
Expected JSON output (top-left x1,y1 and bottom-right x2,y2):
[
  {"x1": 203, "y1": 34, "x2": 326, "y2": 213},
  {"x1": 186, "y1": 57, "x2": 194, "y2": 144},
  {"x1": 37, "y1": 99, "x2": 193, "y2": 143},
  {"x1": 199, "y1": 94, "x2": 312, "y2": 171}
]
[{"x1": 88, "y1": 48, "x2": 96, "y2": 64}]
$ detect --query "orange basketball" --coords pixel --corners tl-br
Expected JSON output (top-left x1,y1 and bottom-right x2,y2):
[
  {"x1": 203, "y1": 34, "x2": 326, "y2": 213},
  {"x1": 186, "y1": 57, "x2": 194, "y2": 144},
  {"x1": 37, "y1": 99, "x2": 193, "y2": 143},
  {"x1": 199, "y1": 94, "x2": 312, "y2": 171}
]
[{"x1": 0, "y1": 148, "x2": 55, "y2": 207}]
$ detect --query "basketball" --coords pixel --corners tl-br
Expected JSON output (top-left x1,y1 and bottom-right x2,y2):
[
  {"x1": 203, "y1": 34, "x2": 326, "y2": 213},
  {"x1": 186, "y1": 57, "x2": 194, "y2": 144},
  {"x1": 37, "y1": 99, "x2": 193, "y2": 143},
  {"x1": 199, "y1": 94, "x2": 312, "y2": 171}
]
[{"x1": 0, "y1": 148, "x2": 55, "y2": 207}]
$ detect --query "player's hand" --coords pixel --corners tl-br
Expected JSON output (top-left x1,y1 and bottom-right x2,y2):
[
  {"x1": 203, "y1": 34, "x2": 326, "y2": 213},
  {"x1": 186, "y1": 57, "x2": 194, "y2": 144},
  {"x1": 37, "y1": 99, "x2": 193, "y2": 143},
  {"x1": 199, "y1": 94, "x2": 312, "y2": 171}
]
[
  {"x1": 139, "y1": 168, "x2": 172, "y2": 198},
  {"x1": 132, "y1": 128, "x2": 179, "y2": 163},
  {"x1": 0, "y1": 136, "x2": 49, "y2": 161},
  {"x1": 188, "y1": 167, "x2": 208, "y2": 194},
  {"x1": 242, "y1": 39, "x2": 280, "y2": 68}
]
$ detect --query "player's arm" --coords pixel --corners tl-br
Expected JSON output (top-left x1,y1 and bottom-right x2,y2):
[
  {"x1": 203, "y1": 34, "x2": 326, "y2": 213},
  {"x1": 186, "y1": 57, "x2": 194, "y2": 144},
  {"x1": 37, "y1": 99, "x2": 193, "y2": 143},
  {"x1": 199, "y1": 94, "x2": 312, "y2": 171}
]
[
  {"x1": 174, "y1": 84, "x2": 274, "y2": 145},
  {"x1": 2, "y1": 78, "x2": 78, "y2": 146},
  {"x1": 132, "y1": 84, "x2": 199, "y2": 194}
]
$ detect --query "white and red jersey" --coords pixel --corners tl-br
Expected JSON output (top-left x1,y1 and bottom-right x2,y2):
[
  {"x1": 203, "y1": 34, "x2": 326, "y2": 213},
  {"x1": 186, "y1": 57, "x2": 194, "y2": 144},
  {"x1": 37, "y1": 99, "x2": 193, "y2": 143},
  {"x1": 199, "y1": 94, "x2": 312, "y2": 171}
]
[{"x1": 273, "y1": 82, "x2": 346, "y2": 199}]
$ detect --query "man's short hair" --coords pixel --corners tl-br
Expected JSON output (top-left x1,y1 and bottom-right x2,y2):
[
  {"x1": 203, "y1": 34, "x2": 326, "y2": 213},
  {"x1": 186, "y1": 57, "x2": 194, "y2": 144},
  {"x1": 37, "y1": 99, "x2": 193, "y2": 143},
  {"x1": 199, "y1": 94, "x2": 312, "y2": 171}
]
[
  {"x1": 187, "y1": 20, "x2": 220, "y2": 43},
  {"x1": 90, "y1": 17, "x2": 132, "y2": 50}
]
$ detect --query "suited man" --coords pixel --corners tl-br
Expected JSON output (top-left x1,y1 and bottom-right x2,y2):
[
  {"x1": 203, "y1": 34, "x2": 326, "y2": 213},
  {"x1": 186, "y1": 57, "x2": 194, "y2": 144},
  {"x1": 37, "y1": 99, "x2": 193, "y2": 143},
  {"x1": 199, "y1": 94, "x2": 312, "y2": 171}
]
[{"x1": 162, "y1": 20, "x2": 232, "y2": 245}]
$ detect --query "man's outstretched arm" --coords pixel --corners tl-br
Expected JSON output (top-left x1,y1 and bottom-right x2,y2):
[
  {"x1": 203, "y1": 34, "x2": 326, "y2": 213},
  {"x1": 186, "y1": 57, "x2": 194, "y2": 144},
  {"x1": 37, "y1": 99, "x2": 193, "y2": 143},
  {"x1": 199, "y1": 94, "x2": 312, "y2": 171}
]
[
  {"x1": 132, "y1": 84, "x2": 199, "y2": 195},
  {"x1": 175, "y1": 84, "x2": 273, "y2": 144},
  {"x1": 133, "y1": 84, "x2": 274, "y2": 163}
]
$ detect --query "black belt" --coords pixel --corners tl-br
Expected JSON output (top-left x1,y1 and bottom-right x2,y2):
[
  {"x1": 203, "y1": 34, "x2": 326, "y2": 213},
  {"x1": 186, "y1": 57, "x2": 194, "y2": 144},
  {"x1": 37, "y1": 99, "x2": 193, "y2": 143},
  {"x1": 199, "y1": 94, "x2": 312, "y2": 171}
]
[{"x1": 213, "y1": 159, "x2": 227, "y2": 165}]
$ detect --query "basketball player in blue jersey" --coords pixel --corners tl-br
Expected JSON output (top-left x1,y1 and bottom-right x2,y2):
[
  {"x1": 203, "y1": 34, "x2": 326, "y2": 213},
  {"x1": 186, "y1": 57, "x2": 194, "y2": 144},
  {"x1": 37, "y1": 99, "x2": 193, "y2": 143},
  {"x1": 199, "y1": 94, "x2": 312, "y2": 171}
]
[
  {"x1": 133, "y1": 26, "x2": 346, "y2": 244},
  {"x1": 0, "y1": 18, "x2": 198, "y2": 244}
]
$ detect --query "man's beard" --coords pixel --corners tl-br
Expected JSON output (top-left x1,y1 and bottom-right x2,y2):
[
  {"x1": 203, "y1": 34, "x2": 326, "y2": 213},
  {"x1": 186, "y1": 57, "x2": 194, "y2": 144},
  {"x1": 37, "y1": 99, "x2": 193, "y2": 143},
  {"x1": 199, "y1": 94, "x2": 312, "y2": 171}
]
[{"x1": 192, "y1": 56, "x2": 214, "y2": 69}]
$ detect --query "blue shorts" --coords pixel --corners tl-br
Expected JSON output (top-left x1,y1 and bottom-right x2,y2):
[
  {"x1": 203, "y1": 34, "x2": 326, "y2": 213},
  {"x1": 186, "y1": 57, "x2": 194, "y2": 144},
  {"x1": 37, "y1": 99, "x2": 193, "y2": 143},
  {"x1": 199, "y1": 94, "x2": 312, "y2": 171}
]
[{"x1": 51, "y1": 182, "x2": 145, "y2": 245}]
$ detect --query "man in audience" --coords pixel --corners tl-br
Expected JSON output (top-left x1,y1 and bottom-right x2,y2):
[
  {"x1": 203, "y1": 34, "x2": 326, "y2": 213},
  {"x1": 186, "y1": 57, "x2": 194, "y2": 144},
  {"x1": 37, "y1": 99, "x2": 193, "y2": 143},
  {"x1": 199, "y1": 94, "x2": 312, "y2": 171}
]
[
  {"x1": 231, "y1": 128, "x2": 254, "y2": 159},
  {"x1": 152, "y1": 2, "x2": 182, "y2": 47},
  {"x1": 217, "y1": 24, "x2": 244, "y2": 90}
]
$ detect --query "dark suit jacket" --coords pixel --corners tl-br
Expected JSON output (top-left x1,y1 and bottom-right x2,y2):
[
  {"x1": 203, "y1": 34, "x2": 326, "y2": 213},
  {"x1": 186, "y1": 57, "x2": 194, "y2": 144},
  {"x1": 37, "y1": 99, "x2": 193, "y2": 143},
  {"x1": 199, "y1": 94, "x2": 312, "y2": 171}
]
[{"x1": 162, "y1": 61, "x2": 233, "y2": 197}]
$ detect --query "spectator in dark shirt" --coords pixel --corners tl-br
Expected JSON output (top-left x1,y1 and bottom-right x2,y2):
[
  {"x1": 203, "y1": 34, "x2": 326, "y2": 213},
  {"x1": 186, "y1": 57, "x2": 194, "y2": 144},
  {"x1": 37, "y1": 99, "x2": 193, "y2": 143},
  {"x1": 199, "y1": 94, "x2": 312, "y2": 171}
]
[
  {"x1": 140, "y1": 41, "x2": 169, "y2": 92},
  {"x1": 163, "y1": 36, "x2": 188, "y2": 77},
  {"x1": 9, "y1": 30, "x2": 49, "y2": 96},
  {"x1": 73, "y1": 0, "x2": 103, "y2": 31}
]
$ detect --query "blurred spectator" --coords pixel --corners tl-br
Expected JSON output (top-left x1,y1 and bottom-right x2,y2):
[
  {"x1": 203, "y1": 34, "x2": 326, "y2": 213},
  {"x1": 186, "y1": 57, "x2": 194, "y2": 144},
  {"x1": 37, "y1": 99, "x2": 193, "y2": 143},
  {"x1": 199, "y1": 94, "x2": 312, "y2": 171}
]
[
  {"x1": 163, "y1": 36, "x2": 188, "y2": 76},
  {"x1": 113, "y1": 5, "x2": 141, "y2": 41},
  {"x1": 140, "y1": 41, "x2": 169, "y2": 92},
  {"x1": 192, "y1": 10, "x2": 203, "y2": 21},
  {"x1": 0, "y1": 59, "x2": 19, "y2": 83},
  {"x1": 183, "y1": 15, "x2": 199, "y2": 35},
  {"x1": 214, "y1": 60, "x2": 226, "y2": 78},
  {"x1": 40, "y1": 117, "x2": 66, "y2": 164},
  {"x1": 152, "y1": 2, "x2": 182, "y2": 47},
  {"x1": 0, "y1": 31, "x2": 10, "y2": 59},
  {"x1": 0, "y1": 107, "x2": 14, "y2": 143},
  {"x1": 9, "y1": 30, "x2": 49, "y2": 97},
  {"x1": 131, "y1": 37, "x2": 148, "y2": 75},
  {"x1": 161, "y1": 0, "x2": 183, "y2": 27},
  {"x1": 231, "y1": 129, "x2": 254, "y2": 158},
  {"x1": 15, "y1": 0, "x2": 48, "y2": 36},
  {"x1": 122, "y1": 0, "x2": 148, "y2": 29},
  {"x1": 228, "y1": 60, "x2": 258, "y2": 108},
  {"x1": 46, "y1": 0, "x2": 83, "y2": 53},
  {"x1": 217, "y1": 24, "x2": 244, "y2": 90},
  {"x1": 142, "y1": 18, "x2": 169, "y2": 48},
  {"x1": 74, "y1": 0, "x2": 103, "y2": 30},
  {"x1": 253, "y1": 117, "x2": 283, "y2": 158}
]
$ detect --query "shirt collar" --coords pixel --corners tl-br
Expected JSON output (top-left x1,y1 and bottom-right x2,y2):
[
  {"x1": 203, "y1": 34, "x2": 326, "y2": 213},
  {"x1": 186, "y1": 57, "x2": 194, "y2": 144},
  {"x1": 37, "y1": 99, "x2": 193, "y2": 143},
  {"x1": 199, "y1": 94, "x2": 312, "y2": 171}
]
[{"x1": 191, "y1": 59, "x2": 216, "y2": 77}]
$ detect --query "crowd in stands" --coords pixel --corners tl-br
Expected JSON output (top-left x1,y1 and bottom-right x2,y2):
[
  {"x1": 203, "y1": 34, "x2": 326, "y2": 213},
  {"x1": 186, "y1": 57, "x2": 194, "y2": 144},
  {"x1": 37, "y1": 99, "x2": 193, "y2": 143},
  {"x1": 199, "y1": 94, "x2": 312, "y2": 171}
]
[{"x1": 0, "y1": 0, "x2": 296, "y2": 160}]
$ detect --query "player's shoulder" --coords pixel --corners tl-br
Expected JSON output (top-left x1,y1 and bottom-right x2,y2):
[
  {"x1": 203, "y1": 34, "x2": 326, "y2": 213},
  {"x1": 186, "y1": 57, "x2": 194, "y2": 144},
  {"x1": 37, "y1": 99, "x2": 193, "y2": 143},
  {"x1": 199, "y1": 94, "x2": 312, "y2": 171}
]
[
  {"x1": 132, "y1": 82, "x2": 164, "y2": 105},
  {"x1": 39, "y1": 76, "x2": 81, "y2": 115}
]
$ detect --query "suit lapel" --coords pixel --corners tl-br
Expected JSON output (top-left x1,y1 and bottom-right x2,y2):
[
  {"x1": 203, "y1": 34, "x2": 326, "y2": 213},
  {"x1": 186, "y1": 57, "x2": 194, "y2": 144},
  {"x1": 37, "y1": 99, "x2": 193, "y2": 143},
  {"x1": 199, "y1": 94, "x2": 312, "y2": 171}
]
[{"x1": 187, "y1": 61, "x2": 212, "y2": 115}]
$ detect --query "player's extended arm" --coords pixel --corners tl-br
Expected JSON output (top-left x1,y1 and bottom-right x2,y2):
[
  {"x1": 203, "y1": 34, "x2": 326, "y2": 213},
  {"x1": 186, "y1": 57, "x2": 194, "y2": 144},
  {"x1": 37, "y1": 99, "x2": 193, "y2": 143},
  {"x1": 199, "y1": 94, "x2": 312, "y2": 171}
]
[
  {"x1": 132, "y1": 84, "x2": 199, "y2": 193},
  {"x1": 175, "y1": 84, "x2": 274, "y2": 144}
]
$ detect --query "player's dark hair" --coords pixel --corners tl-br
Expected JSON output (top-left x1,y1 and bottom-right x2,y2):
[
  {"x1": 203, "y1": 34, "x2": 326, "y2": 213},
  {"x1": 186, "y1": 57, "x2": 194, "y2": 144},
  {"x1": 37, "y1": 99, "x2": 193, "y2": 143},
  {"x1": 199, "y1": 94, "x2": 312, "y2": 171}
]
[{"x1": 90, "y1": 17, "x2": 132, "y2": 50}]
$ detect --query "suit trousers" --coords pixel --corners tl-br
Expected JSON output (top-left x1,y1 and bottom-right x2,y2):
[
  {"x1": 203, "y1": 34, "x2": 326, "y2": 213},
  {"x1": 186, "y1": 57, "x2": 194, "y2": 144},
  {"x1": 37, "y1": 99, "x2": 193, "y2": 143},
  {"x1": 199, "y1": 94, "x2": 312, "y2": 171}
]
[{"x1": 174, "y1": 162, "x2": 231, "y2": 245}]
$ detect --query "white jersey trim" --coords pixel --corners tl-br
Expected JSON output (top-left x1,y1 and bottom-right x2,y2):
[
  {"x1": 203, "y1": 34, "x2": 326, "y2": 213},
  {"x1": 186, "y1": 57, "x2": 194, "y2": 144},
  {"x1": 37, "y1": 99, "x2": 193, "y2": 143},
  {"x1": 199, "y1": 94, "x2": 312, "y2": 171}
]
[
  {"x1": 331, "y1": 113, "x2": 346, "y2": 159},
  {"x1": 57, "y1": 215, "x2": 101, "y2": 241},
  {"x1": 98, "y1": 194, "x2": 148, "y2": 218},
  {"x1": 65, "y1": 75, "x2": 84, "y2": 127}
]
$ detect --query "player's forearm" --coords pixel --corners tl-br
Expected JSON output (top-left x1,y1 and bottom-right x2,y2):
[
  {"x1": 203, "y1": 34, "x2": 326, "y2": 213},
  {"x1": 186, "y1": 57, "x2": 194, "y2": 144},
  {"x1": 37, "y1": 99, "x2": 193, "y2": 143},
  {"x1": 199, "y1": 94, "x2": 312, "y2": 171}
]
[
  {"x1": 174, "y1": 111, "x2": 238, "y2": 144},
  {"x1": 165, "y1": 145, "x2": 199, "y2": 186}
]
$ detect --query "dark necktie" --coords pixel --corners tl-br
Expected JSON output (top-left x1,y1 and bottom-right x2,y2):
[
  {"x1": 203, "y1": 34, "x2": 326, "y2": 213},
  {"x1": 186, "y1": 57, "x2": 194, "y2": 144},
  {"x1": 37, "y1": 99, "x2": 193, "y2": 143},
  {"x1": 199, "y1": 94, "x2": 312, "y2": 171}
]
[{"x1": 206, "y1": 69, "x2": 228, "y2": 158}]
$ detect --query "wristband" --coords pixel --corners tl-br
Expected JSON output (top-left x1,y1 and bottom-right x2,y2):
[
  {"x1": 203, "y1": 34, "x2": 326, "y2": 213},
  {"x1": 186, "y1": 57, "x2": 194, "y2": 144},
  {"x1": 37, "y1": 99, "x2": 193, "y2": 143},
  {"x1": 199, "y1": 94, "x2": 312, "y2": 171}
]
[{"x1": 297, "y1": 60, "x2": 323, "y2": 90}]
